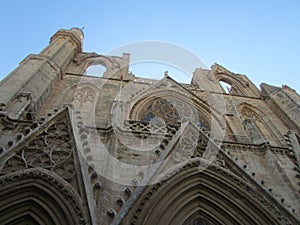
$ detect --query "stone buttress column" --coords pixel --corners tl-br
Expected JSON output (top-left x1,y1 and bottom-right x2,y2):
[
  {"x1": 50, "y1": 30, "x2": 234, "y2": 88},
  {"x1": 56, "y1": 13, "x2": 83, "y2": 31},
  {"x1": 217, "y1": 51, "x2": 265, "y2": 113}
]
[{"x1": 0, "y1": 28, "x2": 83, "y2": 119}]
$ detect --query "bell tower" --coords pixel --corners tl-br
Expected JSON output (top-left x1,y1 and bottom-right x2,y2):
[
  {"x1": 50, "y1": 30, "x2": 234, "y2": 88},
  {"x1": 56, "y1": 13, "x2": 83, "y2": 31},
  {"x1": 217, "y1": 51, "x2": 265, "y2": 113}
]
[{"x1": 0, "y1": 28, "x2": 83, "y2": 120}]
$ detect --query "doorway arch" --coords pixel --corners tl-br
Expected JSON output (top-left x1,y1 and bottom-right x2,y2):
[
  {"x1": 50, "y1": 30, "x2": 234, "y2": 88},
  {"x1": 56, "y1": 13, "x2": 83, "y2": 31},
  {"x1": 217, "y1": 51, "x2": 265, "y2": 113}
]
[
  {"x1": 123, "y1": 159, "x2": 297, "y2": 225},
  {"x1": 0, "y1": 168, "x2": 89, "y2": 225}
]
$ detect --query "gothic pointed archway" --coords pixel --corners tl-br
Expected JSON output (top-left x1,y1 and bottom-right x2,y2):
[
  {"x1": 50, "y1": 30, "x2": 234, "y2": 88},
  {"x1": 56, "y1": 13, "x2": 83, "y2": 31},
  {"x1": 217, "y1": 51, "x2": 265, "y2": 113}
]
[
  {"x1": 0, "y1": 168, "x2": 89, "y2": 225},
  {"x1": 122, "y1": 159, "x2": 298, "y2": 225}
]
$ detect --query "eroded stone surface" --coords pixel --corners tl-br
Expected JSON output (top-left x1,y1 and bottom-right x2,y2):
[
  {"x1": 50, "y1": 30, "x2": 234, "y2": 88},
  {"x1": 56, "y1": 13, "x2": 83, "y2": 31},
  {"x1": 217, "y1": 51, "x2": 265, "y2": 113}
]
[{"x1": 0, "y1": 28, "x2": 299, "y2": 225}]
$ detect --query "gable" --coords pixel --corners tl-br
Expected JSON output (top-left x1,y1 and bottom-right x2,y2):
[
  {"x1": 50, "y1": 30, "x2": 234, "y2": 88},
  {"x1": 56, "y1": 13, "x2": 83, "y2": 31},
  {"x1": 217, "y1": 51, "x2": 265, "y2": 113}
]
[
  {"x1": 111, "y1": 122, "x2": 300, "y2": 225},
  {"x1": 122, "y1": 159, "x2": 300, "y2": 225},
  {"x1": 0, "y1": 108, "x2": 92, "y2": 224}
]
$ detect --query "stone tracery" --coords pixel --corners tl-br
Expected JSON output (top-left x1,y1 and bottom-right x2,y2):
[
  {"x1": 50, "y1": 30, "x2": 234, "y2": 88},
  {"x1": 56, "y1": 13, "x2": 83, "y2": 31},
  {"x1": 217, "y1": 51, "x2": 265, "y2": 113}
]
[
  {"x1": 138, "y1": 96, "x2": 209, "y2": 129},
  {"x1": 124, "y1": 159, "x2": 297, "y2": 225},
  {"x1": 0, "y1": 168, "x2": 89, "y2": 225},
  {"x1": 73, "y1": 86, "x2": 96, "y2": 103},
  {"x1": 239, "y1": 104, "x2": 281, "y2": 145},
  {"x1": 0, "y1": 116, "x2": 78, "y2": 190},
  {"x1": 141, "y1": 98, "x2": 178, "y2": 124},
  {"x1": 0, "y1": 27, "x2": 299, "y2": 225}
]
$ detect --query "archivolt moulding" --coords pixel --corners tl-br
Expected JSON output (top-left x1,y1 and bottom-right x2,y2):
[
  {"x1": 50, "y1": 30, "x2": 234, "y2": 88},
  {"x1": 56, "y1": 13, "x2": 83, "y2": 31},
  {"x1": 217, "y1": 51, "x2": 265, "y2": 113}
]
[{"x1": 0, "y1": 168, "x2": 90, "y2": 225}]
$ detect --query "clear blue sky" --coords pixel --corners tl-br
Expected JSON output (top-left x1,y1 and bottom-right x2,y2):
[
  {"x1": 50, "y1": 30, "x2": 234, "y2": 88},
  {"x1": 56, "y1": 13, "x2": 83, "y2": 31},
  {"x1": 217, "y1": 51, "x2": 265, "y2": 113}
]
[{"x1": 0, "y1": 0, "x2": 299, "y2": 93}]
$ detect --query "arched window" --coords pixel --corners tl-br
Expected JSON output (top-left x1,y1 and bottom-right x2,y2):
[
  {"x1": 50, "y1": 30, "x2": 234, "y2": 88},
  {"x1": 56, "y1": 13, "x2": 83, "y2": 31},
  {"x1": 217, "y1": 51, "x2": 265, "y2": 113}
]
[
  {"x1": 240, "y1": 105, "x2": 273, "y2": 144},
  {"x1": 219, "y1": 80, "x2": 232, "y2": 94},
  {"x1": 138, "y1": 97, "x2": 208, "y2": 127},
  {"x1": 242, "y1": 117, "x2": 264, "y2": 143},
  {"x1": 0, "y1": 169, "x2": 88, "y2": 225},
  {"x1": 84, "y1": 64, "x2": 106, "y2": 77},
  {"x1": 213, "y1": 64, "x2": 251, "y2": 96},
  {"x1": 141, "y1": 98, "x2": 180, "y2": 125}
]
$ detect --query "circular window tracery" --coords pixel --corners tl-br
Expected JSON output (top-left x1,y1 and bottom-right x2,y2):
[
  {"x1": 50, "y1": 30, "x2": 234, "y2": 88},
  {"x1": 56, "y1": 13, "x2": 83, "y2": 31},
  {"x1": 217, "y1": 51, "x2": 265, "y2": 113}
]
[{"x1": 140, "y1": 97, "x2": 200, "y2": 126}]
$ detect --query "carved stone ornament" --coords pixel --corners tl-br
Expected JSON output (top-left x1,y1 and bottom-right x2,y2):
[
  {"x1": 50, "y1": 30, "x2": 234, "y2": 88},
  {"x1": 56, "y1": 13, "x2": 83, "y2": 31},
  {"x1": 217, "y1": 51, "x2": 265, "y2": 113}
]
[
  {"x1": 0, "y1": 110, "x2": 79, "y2": 192},
  {"x1": 140, "y1": 96, "x2": 196, "y2": 122},
  {"x1": 0, "y1": 114, "x2": 16, "y2": 130},
  {"x1": 73, "y1": 86, "x2": 96, "y2": 103},
  {"x1": 128, "y1": 159, "x2": 299, "y2": 225},
  {"x1": 0, "y1": 168, "x2": 89, "y2": 225}
]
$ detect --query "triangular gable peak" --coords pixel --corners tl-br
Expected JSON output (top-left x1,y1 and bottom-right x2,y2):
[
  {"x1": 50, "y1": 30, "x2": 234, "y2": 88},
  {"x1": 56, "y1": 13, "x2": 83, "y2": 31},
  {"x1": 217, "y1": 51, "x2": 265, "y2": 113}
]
[
  {"x1": 0, "y1": 107, "x2": 92, "y2": 224},
  {"x1": 118, "y1": 121, "x2": 300, "y2": 225},
  {"x1": 0, "y1": 108, "x2": 83, "y2": 193},
  {"x1": 123, "y1": 158, "x2": 300, "y2": 225},
  {"x1": 153, "y1": 121, "x2": 252, "y2": 183}
]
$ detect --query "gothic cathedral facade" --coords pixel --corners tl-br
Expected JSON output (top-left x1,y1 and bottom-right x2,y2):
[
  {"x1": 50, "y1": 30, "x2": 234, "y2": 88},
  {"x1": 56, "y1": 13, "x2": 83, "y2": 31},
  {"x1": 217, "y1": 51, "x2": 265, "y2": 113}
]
[{"x1": 0, "y1": 28, "x2": 300, "y2": 225}]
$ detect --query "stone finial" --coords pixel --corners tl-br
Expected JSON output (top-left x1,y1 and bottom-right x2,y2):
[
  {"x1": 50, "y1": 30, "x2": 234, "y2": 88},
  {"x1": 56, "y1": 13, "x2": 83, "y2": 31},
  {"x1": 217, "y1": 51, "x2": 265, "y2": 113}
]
[
  {"x1": 70, "y1": 27, "x2": 84, "y2": 40},
  {"x1": 164, "y1": 71, "x2": 169, "y2": 78}
]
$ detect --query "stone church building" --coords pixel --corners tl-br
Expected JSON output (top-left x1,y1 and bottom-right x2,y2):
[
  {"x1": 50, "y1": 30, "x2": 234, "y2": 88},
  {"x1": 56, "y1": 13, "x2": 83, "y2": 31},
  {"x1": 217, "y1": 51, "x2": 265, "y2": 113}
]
[{"x1": 0, "y1": 28, "x2": 300, "y2": 225}]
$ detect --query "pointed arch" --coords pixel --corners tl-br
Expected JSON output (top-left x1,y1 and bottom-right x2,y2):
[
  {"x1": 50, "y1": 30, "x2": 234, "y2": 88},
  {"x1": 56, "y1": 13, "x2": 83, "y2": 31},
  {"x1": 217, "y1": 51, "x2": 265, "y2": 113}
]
[
  {"x1": 122, "y1": 160, "x2": 298, "y2": 225},
  {"x1": 217, "y1": 75, "x2": 247, "y2": 96},
  {"x1": 71, "y1": 82, "x2": 100, "y2": 126},
  {"x1": 0, "y1": 168, "x2": 90, "y2": 225},
  {"x1": 129, "y1": 88, "x2": 224, "y2": 134},
  {"x1": 219, "y1": 80, "x2": 232, "y2": 94},
  {"x1": 73, "y1": 53, "x2": 113, "y2": 75},
  {"x1": 130, "y1": 90, "x2": 207, "y2": 125},
  {"x1": 211, "y1": 64, "x2": 260, "y2": 97},
  {"x1": 238, "y1": 103, "x2": 283, "y2": 145},
  {"x1": 85, "y1": 64, "x2": 107, "y2": 77},
  {"x1": 70, "y1": 52, "x2": 129, "y2": 80}
]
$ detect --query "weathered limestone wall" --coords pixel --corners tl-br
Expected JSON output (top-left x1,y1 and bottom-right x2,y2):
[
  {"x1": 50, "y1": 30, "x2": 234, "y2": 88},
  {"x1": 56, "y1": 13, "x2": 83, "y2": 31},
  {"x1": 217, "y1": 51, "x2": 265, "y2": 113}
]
[
  {"x1": 0, "y1": 28, "x2": 82, "y2": 120},
  {"x1": 1, "y1": 28, "x2": 300, "y2": 224}
]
